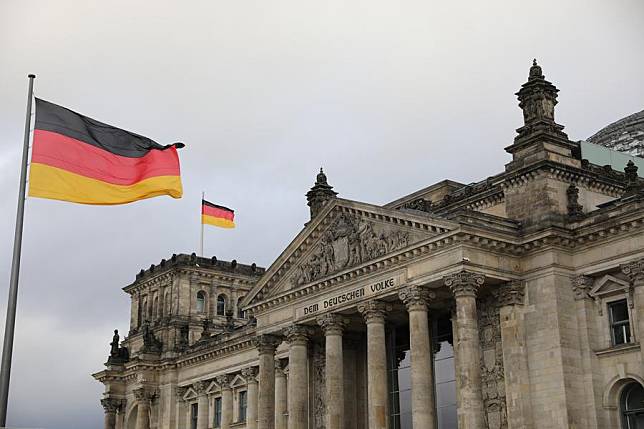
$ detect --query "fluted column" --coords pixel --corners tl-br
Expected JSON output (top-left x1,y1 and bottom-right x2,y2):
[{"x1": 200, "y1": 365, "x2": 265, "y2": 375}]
[
  {"x1": 284, "y1": 324, "x2": 311, "y2": 429},
  {"x1": 498, "y1": 281, "x2": 533, "y2": 429},
  {"x1": 101, "y1": 398, "x2": 124, "y2": 429},
  {"x1": 622, "y1": 260, "x2": 644, "y2": 366},
  {"x1": 318, "y1": 313, "x2": 349, "y2": 429},
  {"x1": 193, "y1": 381, "x2": 209, "y2": 429},
  {"x1": 444, "y1": 271, "x2": 486, "y2": 429},
  {"x1": 399, "y1": 286, "x2": 437, "y2": 429},
  {"x1": 217, "y1": 375, "x2": 233, "y2": 429},
  {"x1": 275, "y1": 360, "x2": 288, "y2": 429},
  {"x1": 358, "y1": 300, "x2": 390, "y2": 429},
  {"x1": 255, "y1": 334, "x2": 282, "y2": 429},
  {"x1": 242, "y1": 367, "x2": 259, "y2": 429},
  {"x1": 134, "y1": 388, "x2": 151, "y2": 429}
]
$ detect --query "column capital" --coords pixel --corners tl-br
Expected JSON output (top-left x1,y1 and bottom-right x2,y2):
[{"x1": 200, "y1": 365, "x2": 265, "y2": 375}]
[
  {"x1": 101, "y1": 397, "x2": 125, "y2": 413},
  {"x1": 444, "y1": 271, "x2": 484, "y2": 298},
  {"x1": 621, "y1": 259, "x2": 644, "y2": 286},
  {"x1": 571, "y1": 275, "x2": 593, "y2": 300},
  {"x1": 241, "y1": 366, "x2": 258, "y2": 384},
  {"x1": 133, "y1": 387, "x2": 155, "y2": 403},
  {"x1": 398, "y1": 285, "x2": 436, "y2": 311},
  {"x1": 498, "y1": 280, "x2": 526, "y2": 306},
  {"x1": 193, "y1": 380, "x2": 209, "y2": 396},
  {"x1": 275, "y1": 359, "x2": 287, "y2": 377},
  {"x1": 253, "y1": 334, "x2": 282, "y2": 354},
  {"x1": 317, "y1": 313, "x2": 349, "y2": 336},
  {"x1": 283, "y1": 324, "x2": 313, "y2": 346},
  {"x1": 357, "y1": 300, "x2": 391, "y2": 324},
  {"x1": 216, "y1": 374, "x2": 233, "y2": 391},
  {"x1": 176, "y1": 386, "x2": 188, "y2": 401}
]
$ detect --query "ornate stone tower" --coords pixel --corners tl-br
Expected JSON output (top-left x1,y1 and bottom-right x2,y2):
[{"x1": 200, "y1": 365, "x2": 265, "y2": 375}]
[
  {"x1": 306, "y1": 168, "x2": 338, "y2": 219},
  {"x1": 505, "y1": 59, "x2": 577, "y2": 172}
]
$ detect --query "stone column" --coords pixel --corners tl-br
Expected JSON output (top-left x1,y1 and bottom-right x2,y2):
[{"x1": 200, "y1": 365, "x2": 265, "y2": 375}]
[
  {"x1": 622, "y1": 260, "x2": 644, "y2": 367},
  {"x1": 191, "y1": 381, "x2": 209, "y2": 429},
  {"x1": 134, "y1": 388, "x2": 151, "y2": 429},
  {"x1": 284, "y1": 325, "x2": 311, "y2": 429},
  {"x1": 275, "y1": 360, "x2": 288, "y2": 429},
  {"x1": 101, "y1": 398, "x2": 124, "y2": 429},
  {"x1": 176, "y1": 387, "x2": 188, "y2": 429},
  {"x1": 358, "y1": 300, "x2": 390, "y2": 429},
  {"x1": 444, "y1": 271, "x2": 486, "y2": 429},
  {"x1": 255, "y1": 334, "x2": 282, "y2": 429},
  {"x1": 318, "y1": 313, "x2": 349, "y2": 429},
  {"x1": 242, "y1": 367, "x2": 259, "y2": 429},
  {"x1": 399, "y1": 286, "x2": 437, "y2": 429},
  {"x1": 498, "y1": 281, "x2": 533, "y2": 429},
  {"x1": 217, "y1": 375, "x2": 233, "y2": 429}
]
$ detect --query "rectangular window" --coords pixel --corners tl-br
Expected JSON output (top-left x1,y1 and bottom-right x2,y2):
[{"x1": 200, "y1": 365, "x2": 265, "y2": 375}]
[
  {"x1": 190, "y1": 403, "x2": 198, "y2": 429},
  {"x1": 239, "y1": 390, "x2": 248, "y2": 422},
  {"x1": 609, "y1": 299, "x2": 631, "y2": 346},
  {"x1": 213, "y1": 397, "x2": 222, "y2": 427}
]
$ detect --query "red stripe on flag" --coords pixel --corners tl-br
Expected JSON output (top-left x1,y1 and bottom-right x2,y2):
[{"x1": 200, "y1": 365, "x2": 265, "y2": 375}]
[
  {"x1": 202, "y1": 204, "x2": 234, "y2": 220},
  {"x1": 31, "y1": 130, "x2": 180, "y2": 186}
]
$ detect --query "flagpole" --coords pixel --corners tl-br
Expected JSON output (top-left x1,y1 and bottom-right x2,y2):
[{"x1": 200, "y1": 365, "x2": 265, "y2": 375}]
[
  {"x1": 200, "y1": 192, "x2": 204, "y2": 256},
  {"x1": 0, "y1": 74, "x2": 35, "y2": 426}
]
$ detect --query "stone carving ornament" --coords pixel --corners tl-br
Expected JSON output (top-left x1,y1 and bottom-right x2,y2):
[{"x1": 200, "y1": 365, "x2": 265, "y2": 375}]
[
  {"x1": 478, "y1": 292, "x2": 508, "y2": 429},
  {"x1": 312, "y1": 343, "x2": 326, "y2": 429},
  {"x1": 291, "y1": 213, "x2": 414, "y2": 287}
]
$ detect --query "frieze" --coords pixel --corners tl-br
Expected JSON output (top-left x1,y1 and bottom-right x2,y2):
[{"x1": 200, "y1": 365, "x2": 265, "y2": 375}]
[{"x1": 294, "y1": 272, "x2": 404, "y2": 320}]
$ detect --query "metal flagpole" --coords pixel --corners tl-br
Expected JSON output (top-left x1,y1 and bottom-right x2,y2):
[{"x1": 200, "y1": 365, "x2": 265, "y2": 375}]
[
  {"x1": 200, "y1": 192, "x2": 204, "y2": 256},
  {"x1": 0, "y1": 74, "x2": 36, "y2": 426}
]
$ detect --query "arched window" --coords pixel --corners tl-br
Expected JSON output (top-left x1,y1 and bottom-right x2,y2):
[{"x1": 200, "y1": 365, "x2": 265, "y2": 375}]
[
  {"x1": 237, "y1": 296, "x2": 246, "y2": 319},
  {"x1": 164, "y1": 292, "x2": 171, "y2": 316},
  {"x1": 196, "y1": 291, "x2": 206, "y2": 313},
  {"x1": 621, "y1": 382, "x2": 644, "y2": 428},
  {"x1": 153, "y1": 296, "x2": 159, "y2": 319},
  {"x1": 142, "y1": 297, "x2": 148, "y2": 321},
  {"x1": 217, "y1": 294, "x2": 226, "y2": 316}
]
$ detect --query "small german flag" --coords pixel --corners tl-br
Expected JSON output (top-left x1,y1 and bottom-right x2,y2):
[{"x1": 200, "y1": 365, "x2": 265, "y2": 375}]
[
  {"x1": 28, "y1": 98, "x2": 184, "y2": 205},
  {"x1": 202, "y1": 200, "x2": 235, "y2": 228}
]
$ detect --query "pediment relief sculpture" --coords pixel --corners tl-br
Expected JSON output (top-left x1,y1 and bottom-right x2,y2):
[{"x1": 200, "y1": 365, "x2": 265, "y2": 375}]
[{"x1": 289, "y1": 212, "x2": 426, "y2": 288}]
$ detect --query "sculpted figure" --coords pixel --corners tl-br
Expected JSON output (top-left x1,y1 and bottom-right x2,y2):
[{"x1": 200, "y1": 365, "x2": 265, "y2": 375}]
[{"x1": 110, "y1": 329, "x2": 120, "y2": 356}]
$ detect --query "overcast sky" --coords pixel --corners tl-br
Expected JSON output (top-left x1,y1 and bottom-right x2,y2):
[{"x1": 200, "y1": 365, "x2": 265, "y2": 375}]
[{"x1": 1, "y1": 0, "x2": 643, "y2": 427}]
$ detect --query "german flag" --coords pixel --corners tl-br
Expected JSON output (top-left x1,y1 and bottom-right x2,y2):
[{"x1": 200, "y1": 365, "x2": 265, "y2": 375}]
[
  {"x1": 202, "y1": 200, "x2": 235, "y2": 228},
  {"x1": 28, "y1": 98, "x2": 183, "y2": 205}
]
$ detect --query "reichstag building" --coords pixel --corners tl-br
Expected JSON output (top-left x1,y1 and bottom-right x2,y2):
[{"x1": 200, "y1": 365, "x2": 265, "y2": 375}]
[{"x1": 93, "y1": 61, "x2": 644, "y2": 429}]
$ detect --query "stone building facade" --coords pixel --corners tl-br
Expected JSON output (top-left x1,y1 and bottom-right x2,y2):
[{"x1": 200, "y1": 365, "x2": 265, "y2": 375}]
[{"x1": 93, "y1": 61, "x2": 644, "y2": 429}]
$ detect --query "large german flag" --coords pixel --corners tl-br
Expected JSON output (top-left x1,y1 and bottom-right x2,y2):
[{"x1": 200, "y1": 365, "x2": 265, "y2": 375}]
[
  {"x1": 28, "y1": 98, "x2": 184, "y2": 205},
  {"x1": 202, "y1": 200, "x2": 235, "y2": 228}
]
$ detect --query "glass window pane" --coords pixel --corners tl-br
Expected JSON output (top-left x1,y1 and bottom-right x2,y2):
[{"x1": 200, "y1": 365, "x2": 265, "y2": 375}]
[
  {"x1": 399, "y1": 389, "x2": 412, "y2": 414},
  {"x1": 435, "y1": 357, "x2": 456, "y2": 384},
  {"x1": 610, "y1": 300, "x2": 629, "y2": 323},
  {"x1": 436, "y1": 380, "x2": 457, "y2": 407}
]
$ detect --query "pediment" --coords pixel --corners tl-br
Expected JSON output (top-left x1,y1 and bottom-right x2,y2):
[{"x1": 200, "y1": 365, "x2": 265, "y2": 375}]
[
  {"x1": 183, "y1": 387, "x2": 199, "y2": 401},
  {"x1": 590, "y1": 275, "x2": 630, "y2": 298},
  {"x1": 243, "y1": 198, "x2": 455, "y2": 306},
  {"x1": 230, "y1": 374, "x2": 246, "y2": 388}
]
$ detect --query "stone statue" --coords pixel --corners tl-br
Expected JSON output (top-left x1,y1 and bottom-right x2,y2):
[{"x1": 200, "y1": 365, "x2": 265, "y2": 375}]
[{"x1": 110, "y1": 329, "x2": 120, "y2": 357}]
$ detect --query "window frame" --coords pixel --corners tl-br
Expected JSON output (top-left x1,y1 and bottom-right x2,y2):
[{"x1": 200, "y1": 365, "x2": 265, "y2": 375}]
[
  {"x1": 608, "y1": 299, "x2": 632, "y2": 347},
  {"x1": 238, "y1": 390, "x2": 247, "y2": 422},
  {"x1": 213, "y1": 396, "x2": 222, "y2": 428},
  {"x1": 196, "y1": 290, "x2": 206, "y2": 314}
]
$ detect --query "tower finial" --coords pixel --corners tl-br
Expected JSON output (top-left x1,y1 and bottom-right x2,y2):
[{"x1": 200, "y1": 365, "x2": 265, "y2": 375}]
[
  {"x1": 533, "y1": 58, "x2": 537, "y2": 66},
  {"x1": 307, "y1": 167, "x2": 337, "y2": 219}
]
